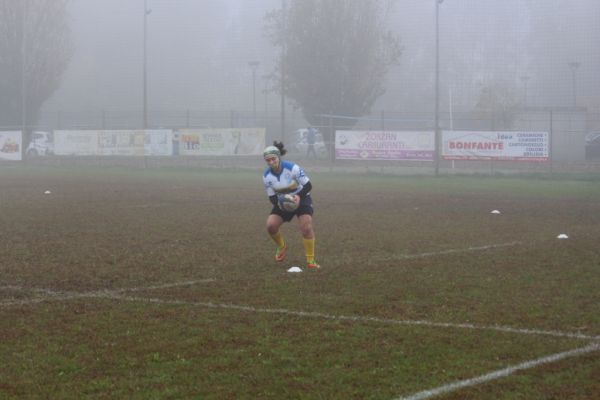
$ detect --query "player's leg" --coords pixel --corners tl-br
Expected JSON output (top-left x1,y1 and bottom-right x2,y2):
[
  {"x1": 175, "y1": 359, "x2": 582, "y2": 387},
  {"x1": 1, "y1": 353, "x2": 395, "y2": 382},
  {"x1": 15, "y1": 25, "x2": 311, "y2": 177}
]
[
  {"x1": 266, "y1": 214, "x2": 287, "y2": 261},
  {"x1": 298, "y1": 214, "x2": 319, "y2": 269}
]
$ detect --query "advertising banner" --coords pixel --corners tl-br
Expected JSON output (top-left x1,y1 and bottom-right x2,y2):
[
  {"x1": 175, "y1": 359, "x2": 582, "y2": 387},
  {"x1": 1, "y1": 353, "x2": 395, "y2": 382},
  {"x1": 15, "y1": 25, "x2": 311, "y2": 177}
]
[
  {"x1": 55, "y1": 130, "x2": 173, "y2": 156},
  {"x1": 179, "y1": 128, "x2": 265, "y2": 156},
  {"x1": 442, "y1": 131, "x2": 549, "y2": 161},
  {"x1": 54, "y1": 130, "x2": 99, "y2": 155},
  {"x1": 144, "y1": 130, "x2": 173, "y2": 156},
  {"x1": 97, "y1": 130, "x2": 144, "y2": 156},
  {"x1": 0, "y1": 131, "x2": 22, "y2": 161},
  {"x1": 335, "y1": 130, "x2": 434, "y2": 161}
]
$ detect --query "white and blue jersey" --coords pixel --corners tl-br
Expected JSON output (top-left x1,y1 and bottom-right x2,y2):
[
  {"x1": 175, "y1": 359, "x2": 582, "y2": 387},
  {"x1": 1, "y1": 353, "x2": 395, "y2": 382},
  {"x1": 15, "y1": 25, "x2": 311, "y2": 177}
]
[{"x1": 263, "y1": 160, "x2": 310, "y2": 197}]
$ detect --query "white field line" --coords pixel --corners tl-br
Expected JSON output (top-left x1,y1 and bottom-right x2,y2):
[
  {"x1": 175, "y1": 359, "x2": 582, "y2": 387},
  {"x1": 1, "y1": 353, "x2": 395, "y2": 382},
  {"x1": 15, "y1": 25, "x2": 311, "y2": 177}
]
[
  {"x1": 121, "y1": 203, "x2": 171, "y2": 209},
  {"x1": 111, "y1": 279, "x2": 216, "y2": 293},
  {"x1": 385, "y1": 241, "x2": 521, "y2": 260},
  {"x1": 90, "y1": 293, "x2": 600, "y2": 341},
  {"x1": 0, "y1": 293, "x2": 93, "y2": 307},
  {"x1": 0, "y1": 279, "x2": 214, "y2": 308},
  {"x1": 4, "y1": 279, "x2": 598, "y2": 399},
  {"x1": 3, "y1": 280, "x2": 599, "y2": 341},
  {"x1": 395, "y1": 342, "x2": 600, "y2": 400}
]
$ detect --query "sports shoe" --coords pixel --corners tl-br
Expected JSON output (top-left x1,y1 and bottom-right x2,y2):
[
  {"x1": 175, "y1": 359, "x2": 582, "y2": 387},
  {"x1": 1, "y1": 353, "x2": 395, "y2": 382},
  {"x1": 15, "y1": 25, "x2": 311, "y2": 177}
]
[
  {"x1": 275, "y1": 243, "x2": 287, "y2": 262},
  {"x1": 307, "y1": 260, "x2": 320, "y2": 269}
]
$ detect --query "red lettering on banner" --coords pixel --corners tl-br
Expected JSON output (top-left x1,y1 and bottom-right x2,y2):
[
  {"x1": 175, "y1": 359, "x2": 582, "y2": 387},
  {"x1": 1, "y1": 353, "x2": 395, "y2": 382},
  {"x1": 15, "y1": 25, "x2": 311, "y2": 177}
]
[{"x1": 449, "y1": 141, "x2": 503, "y2": 150}]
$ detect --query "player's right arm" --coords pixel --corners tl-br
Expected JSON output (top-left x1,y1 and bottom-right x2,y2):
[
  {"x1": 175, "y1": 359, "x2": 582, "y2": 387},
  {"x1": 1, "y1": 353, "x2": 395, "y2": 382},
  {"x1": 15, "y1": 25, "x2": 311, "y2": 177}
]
[{"x1": 263, "y1": 174, "x2": 278, "y2": 206}]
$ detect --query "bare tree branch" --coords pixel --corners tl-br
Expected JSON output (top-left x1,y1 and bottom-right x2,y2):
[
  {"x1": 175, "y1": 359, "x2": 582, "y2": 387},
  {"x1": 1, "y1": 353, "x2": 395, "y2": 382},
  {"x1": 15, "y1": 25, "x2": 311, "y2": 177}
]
[
  {"x1": 265, "y1": 0, "x2": 401, "y2": 132},
  {"x1": 0, "y1": 0, "x2": 72, "y2": 135}
]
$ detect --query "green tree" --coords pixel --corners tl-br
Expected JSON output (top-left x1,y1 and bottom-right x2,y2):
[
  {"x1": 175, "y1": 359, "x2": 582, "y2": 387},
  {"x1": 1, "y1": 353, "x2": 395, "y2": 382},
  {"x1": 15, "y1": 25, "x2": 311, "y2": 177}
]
[
  {"x1": 265, "y1": 0, "x2": 401, "y2": 131},
  {"x1": 0, "y1": 0, "x2": 72, "y2": 138}
]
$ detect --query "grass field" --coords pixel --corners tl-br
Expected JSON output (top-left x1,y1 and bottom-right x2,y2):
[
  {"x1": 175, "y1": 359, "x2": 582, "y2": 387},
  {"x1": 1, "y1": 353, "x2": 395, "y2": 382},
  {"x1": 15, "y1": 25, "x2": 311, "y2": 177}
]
[{"x1": 1, "y1": 165, "x2": 599, "y2": 399}]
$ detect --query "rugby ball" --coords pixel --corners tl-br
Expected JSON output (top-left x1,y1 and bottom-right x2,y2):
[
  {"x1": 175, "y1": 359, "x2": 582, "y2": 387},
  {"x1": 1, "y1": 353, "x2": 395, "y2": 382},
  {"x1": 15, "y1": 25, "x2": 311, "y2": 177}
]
[{"x1": 279, "y1": 194, "x2": 299, "y2": 212}]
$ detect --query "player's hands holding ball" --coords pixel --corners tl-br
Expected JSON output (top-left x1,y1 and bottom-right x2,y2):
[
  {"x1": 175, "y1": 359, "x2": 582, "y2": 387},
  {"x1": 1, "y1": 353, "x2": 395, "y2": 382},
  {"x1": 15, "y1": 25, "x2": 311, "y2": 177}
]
[{"x1": 278, "y1": 193, "x2": 300, "y2": 212}]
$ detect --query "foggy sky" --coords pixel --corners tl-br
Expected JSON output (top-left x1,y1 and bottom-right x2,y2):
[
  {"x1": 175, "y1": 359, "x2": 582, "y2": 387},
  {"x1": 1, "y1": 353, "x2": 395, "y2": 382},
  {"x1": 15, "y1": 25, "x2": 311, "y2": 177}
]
[{"x1": 42, "y1": 0, "x2": 600, "y2": 127}]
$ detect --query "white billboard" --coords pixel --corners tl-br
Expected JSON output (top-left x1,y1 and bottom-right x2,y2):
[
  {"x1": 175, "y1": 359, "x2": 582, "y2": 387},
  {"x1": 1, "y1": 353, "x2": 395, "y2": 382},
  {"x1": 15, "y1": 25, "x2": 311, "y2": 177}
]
[
  {"x1": 335, "y1": 130, "x2": 434, "y2": 161},
  {"x1": 442, "y1": 131, "x2": 549, "y2": 161},
  {"x1": 0, "y1": 131, "x2": 22, "y2": 161},
  {"x1": 144, "y1": 130, "x2": 173, "y2": 156},
  {"x1": 54, "y1": 130, "x2": 173, "y2": 156},
  {"x1": 54, "y1": 130, "x2": 99, "y2": 155}
]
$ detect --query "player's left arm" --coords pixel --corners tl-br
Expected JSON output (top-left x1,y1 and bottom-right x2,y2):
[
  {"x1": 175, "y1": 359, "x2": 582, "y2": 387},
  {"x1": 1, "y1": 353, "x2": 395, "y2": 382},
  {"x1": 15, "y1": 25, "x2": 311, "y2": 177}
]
[{"x1": 296, "y1": 181, "x2": 312, "y2": 199}]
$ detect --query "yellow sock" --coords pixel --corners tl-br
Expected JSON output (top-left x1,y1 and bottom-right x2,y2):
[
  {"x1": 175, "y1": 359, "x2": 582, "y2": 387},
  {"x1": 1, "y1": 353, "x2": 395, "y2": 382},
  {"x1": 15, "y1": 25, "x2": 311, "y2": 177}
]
[
  {"x1": 303, "y1": 238, "x2": 315, "y2": 262},
  {"x1": 270, "y1": 231, "x2": 285, "y2": 249}
]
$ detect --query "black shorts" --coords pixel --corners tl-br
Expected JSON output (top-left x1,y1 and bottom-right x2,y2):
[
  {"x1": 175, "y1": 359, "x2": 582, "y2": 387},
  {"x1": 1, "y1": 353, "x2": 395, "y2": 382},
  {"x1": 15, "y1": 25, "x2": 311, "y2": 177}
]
[{"x1": 270, "y1": 195, "x2": 314, "y2": 222}]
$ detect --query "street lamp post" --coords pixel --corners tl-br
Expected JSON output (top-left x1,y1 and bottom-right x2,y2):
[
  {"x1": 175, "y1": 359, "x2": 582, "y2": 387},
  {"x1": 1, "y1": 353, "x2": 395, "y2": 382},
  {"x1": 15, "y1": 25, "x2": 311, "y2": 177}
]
[
  {"x1": 21, "y1": 2, "x2": 28, "y2": 138},
  {"x1": 280, "y1": 0, "x2": 287, "y2": 142},
  {"x1": 248, "y1": 61, "x2": 260, "y2": 125},
  {"x1": 520, "y1": 75, "x2": 530, "y2": 105},
  {"x1": 143, "y1": 0, "x2": 151, "y2": 129},
  {"x1": 263, "y1": 75, "x2": 269, "y2": 125},
  {"x1": 434, "y1": 0, "x2": 443, "y2": 176},
  {"x1": 568, "y1": 61, "x2": 580, "y2": 107}
]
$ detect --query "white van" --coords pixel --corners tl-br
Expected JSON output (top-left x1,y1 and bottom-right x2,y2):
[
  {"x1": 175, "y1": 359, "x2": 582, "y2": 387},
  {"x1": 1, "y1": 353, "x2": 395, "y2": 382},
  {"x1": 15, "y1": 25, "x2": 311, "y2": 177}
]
[
  {"x1": 585, "y1": 131, "x2": 600, "y2": 160},
  {"x1": 26, "y1": 131, "x2": 54, "y2": 157}
]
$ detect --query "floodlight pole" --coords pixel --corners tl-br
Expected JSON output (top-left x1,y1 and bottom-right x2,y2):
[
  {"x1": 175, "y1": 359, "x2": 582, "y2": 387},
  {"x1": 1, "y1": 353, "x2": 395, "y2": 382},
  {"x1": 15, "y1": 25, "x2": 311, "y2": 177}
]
[
  {"x1": 21, "y1": 2, "x2": 28, "y2": 139},
  {"x1": 143, "y1": 0, "x2": 151, "y2": 129},
  {"x1": 263, "y1": 75, "x2": 269, "y2": 124},
  {"x1": 520, "y1": 75, "x2": 530, "y2": 105},
  {"x1": 248, "y1": 61, "x2": 260, "y2": 125},
  {"x1": 434, "y1": 0, "x2": 443, "y2": 176},
  {"x1": 568, "y1": 61, "x2": 580, "y2": 107},
  {"x1": 280, "y1": 0, "x2": 287, "y2": 142}
]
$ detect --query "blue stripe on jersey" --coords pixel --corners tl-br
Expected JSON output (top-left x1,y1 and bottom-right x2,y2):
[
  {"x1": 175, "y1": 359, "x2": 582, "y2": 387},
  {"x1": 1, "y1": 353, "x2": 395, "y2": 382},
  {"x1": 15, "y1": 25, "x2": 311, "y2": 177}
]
[{"x1": 263, "y1": 160, "x2": 297, "y2": 178}]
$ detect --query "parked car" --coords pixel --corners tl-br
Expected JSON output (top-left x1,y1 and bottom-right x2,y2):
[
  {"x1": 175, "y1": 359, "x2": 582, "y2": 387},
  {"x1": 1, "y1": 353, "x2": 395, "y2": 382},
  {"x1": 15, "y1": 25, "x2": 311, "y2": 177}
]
[
  {"x1": 585, "y1": 131, "x2": 600, "y2": 160},
  {"x1": 288, "y1": 128, "x2": 328, "y2": 157},
  {"x1": 26, "y1": 131, "x2": 54, "y2": 157}
]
